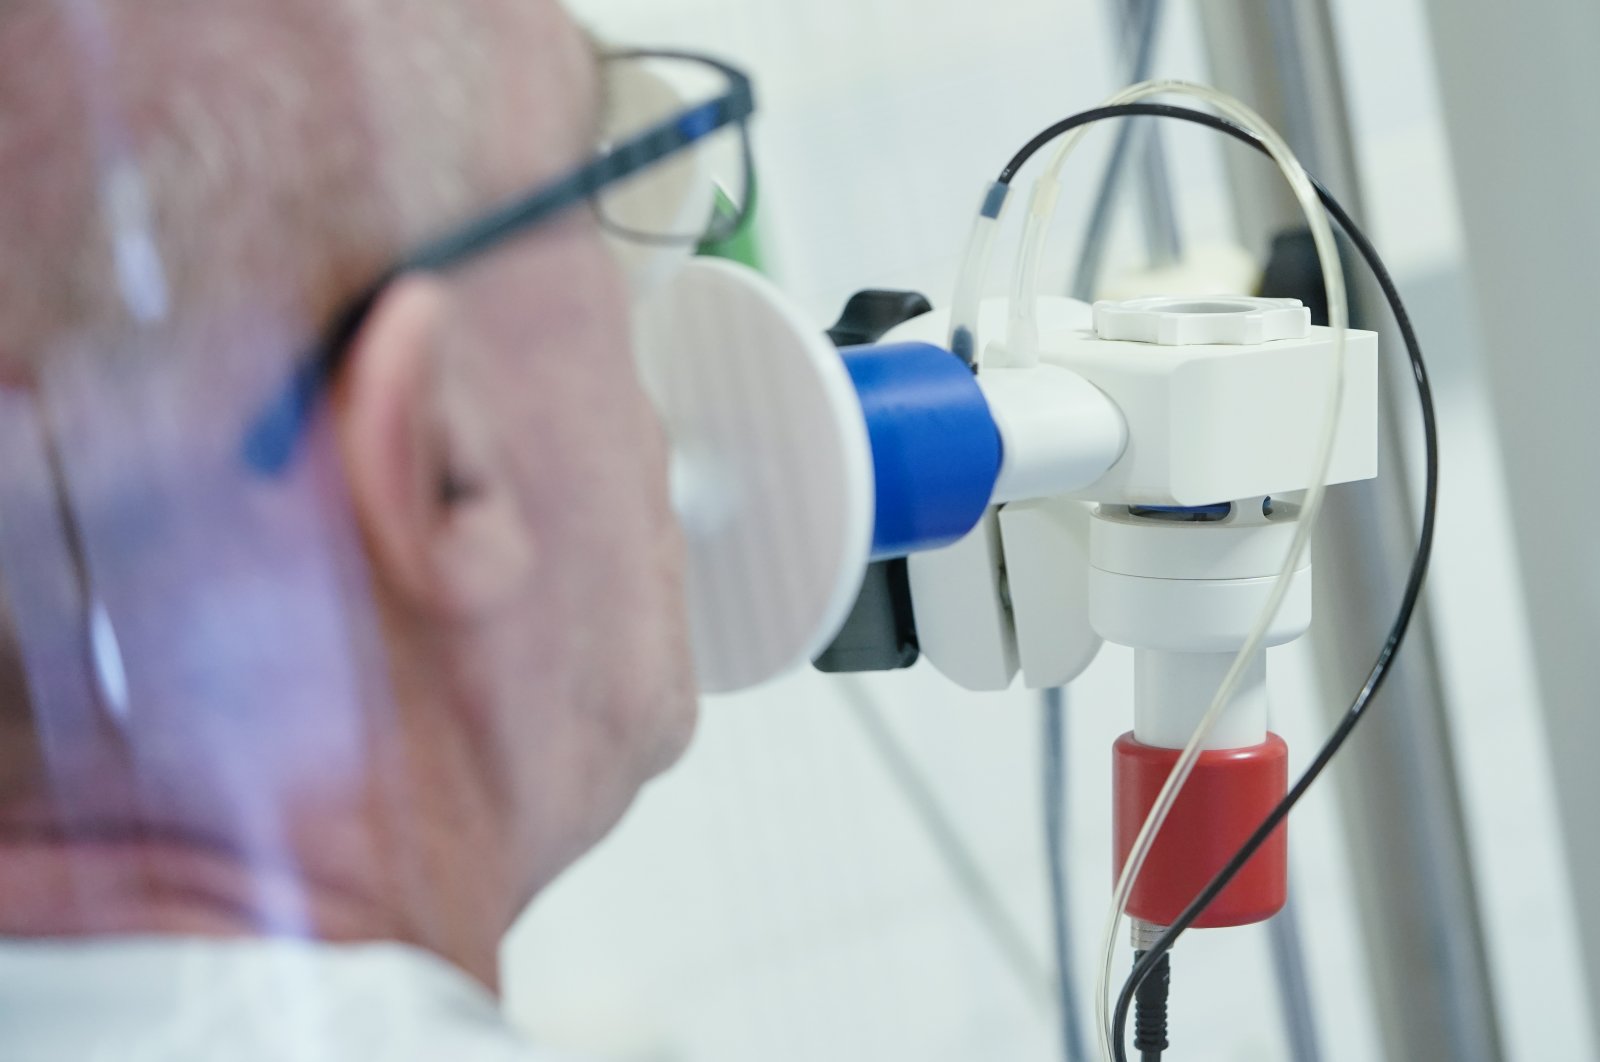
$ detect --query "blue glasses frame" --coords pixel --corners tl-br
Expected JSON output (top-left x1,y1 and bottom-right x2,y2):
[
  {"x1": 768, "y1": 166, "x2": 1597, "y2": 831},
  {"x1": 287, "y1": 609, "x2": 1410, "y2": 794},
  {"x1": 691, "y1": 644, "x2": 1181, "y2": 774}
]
[{"x1": 243, "y1": 48, "x2": 755, "y2": 474}]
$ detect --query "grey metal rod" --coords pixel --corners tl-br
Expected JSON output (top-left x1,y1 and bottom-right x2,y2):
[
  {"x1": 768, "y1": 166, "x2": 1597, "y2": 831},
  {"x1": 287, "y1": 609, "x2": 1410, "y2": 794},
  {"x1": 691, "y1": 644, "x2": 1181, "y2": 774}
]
[
  {"x1": 1194, "y1": 2, "x2": 1504, "y2": 1059},
  {"x1": 1043, "y1": 687, "x2": 1090, "y2": 1062},
  {"x1": 1269, "y1": 893, "x2": 1325, "y2": 1062},
  {"x1": 1421, "y1": 0, "x2": 1600, "y2": 1050},
  {"x1": 1070, "y1": 0, "x2": 1180, "y2": 302},
  {"x1": 837, "y1": 679, "x2": 1053, "y2": 1009},
  {"x1": 1134, "y1": 123, "x2": 1182, "y2": 270}
]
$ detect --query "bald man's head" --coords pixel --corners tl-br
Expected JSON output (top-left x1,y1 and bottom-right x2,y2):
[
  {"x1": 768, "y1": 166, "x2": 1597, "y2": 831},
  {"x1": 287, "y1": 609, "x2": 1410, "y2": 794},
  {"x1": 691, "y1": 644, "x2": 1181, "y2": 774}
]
[
  {"x1": 0, "y1": 2, "x2": 697, "y2": 972},
  {"x1": 0, "y1": 0, "x2": 599, "y2": 374}
]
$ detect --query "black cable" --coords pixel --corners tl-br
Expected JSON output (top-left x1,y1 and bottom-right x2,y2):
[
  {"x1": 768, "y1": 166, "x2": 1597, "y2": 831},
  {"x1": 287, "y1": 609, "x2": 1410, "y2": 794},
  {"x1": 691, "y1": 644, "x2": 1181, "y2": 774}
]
[
  {"x1": 990, "y1": 103, "x2": 1439, "y2": 1062},
  {"x1": 1131, "y1": 950, "x2": 1171, "y2": 1062}
]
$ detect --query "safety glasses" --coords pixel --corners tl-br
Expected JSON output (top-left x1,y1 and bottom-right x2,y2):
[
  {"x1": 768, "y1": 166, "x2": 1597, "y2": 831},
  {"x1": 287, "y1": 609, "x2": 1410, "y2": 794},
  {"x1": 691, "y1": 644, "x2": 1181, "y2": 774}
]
[{"x1": 242, "y1": 47, "x2": 756, "y2": 475}]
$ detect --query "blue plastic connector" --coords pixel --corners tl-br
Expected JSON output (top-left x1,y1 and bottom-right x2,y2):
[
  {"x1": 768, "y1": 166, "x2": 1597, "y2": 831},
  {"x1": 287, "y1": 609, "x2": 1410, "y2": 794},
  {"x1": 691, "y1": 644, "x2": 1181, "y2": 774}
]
[{"x1": 840, "y1": 341, "x2": 1004, "y2": 560}]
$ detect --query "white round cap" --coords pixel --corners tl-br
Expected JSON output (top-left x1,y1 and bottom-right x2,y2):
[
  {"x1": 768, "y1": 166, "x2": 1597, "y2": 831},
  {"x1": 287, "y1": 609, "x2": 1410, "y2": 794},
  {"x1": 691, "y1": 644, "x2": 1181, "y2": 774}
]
[
  {"x1": 632, "y1": 258, "x2": 875, "y2": 694},
  {"x1": 1093, "y1": 295, "x2": 1311, "y2": 346}
]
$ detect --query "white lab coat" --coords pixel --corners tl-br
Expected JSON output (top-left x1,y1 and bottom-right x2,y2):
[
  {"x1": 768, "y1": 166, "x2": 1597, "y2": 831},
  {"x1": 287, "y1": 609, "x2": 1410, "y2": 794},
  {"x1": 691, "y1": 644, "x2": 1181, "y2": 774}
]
[{"x1": 0, "y1": 937, "x2": 558, "y2": 1061}]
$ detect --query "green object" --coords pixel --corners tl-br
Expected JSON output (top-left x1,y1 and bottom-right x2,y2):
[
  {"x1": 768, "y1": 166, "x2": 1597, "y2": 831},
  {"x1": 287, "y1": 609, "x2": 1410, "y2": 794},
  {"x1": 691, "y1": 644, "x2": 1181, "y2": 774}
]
[{"x1": 697, "y1": 177, "x2": 764, "y2": 271}]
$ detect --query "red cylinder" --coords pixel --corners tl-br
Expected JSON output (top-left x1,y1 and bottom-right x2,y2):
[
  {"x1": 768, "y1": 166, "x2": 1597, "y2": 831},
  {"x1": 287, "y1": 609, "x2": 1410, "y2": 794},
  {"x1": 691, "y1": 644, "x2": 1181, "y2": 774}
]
[{"x1": 1112, "y1": 732, "x2": 1288, "y2": 928}]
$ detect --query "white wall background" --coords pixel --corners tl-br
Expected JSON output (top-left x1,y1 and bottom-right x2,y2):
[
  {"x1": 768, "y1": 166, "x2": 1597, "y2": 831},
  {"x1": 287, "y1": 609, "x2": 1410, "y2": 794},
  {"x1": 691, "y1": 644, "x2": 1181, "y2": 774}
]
[{"x1": 501, "y1": 1, "x2": 1590, "y2": 1059}]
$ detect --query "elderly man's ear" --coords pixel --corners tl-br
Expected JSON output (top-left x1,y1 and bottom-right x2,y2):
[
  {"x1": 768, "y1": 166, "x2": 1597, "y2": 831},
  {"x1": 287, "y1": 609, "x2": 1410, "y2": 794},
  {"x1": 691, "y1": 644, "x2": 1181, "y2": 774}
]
[{"x1": 333, "y1": 275, "x2": 535, "y2": 617}]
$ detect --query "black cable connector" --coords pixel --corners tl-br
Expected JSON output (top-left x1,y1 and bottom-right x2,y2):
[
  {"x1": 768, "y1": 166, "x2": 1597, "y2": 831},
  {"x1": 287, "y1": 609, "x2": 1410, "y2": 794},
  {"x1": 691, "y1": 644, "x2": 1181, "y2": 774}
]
[{"x1": 1132, "y1": 950, "x2": 1171, "y2": 1062}]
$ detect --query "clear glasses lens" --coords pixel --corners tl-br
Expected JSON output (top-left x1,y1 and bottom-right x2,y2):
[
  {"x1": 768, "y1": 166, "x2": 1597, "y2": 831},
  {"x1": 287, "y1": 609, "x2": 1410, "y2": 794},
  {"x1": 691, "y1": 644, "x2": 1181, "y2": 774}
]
[{"x1": 595, "y1": 55, "x2": 751, "y2": 245}]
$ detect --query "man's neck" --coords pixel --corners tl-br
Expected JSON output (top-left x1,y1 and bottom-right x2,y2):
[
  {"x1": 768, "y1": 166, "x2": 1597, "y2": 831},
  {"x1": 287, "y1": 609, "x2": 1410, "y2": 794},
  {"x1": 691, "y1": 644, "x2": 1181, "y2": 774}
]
[
  {"x1": 0, "y1": 616, "x2": 528, "y2": 993},
  {"x1": 0, "y1": 807, "x2": 511, "y2": 991}
]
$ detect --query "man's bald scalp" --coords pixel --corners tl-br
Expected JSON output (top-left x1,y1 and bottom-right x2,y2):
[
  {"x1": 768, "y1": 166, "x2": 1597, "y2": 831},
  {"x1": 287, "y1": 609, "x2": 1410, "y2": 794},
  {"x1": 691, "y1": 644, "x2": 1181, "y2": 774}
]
[{"x1": 0, "y1": 0, "x2": 598, "y2": 374}]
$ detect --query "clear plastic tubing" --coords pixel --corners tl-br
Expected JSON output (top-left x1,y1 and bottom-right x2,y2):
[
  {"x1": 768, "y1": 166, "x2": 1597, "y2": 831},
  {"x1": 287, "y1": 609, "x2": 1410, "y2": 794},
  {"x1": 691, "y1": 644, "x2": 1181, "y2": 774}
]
[
  {"x1": 946, "y1": 181, "x2": 1009, "y2": 370},
  {"x1": 1086, "y1": 84, "x2": 1345, "y2": 1062},
  {"x1": 943, "y1": 80, "x2": 1349, "y2": 1062}
]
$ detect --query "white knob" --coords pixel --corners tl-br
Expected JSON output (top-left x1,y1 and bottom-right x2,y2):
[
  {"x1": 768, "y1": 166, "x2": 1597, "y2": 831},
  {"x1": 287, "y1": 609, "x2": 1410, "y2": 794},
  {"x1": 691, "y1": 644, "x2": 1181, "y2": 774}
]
[{"x1": 1093, "y1": 295, "x2": 1311, "y2": 346}]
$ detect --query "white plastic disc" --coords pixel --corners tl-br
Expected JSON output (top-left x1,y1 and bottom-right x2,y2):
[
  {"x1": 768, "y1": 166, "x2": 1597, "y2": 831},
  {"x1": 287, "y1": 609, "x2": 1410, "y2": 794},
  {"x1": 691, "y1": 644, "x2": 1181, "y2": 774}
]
[
  {"x1": 632, "y1": 258, "x2": 875, "y2": 694},
  {"x1": 1092, "y1": 295, "x2": 1311, "y2": 346}
]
